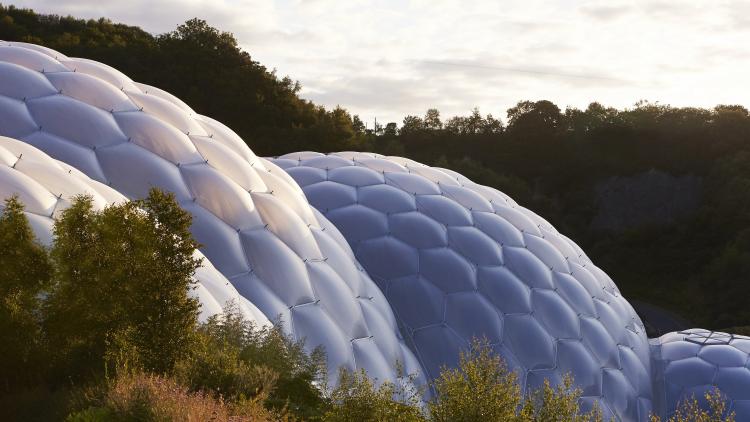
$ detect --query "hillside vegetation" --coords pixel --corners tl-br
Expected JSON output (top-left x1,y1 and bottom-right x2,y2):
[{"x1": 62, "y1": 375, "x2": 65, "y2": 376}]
[{"x1": 2, "y1": 4, "x2": 750, "y2": 330}]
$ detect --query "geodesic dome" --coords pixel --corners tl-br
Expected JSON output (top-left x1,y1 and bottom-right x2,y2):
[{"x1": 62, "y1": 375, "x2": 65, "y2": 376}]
[
  {"x1": 651, "y1": 329, "x2": 750, "y2": 420},
  {"x1": 0, "y1": 42, "x2": 422, "y2": 386},
  {"x1": 272, "y1": 151, "x2": 654, "y2": 421},
  {"x1": 0, "y1": 135, "x2": 269, "y2": 325}
]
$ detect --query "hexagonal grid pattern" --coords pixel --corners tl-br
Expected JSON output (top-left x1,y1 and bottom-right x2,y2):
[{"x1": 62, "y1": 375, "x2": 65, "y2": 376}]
[
  {"x1": 651, "y1": 329, "x2": 750, "y2": 420},
  {"x1": 273, "y1": 151, "x2": 653, "y2": 421},
  {"x1": 0, "y1": 135, "x2": 269, "y2": 326},
  {"x1": 0, "y1": 42, "x2": 422, "y2": 386}
]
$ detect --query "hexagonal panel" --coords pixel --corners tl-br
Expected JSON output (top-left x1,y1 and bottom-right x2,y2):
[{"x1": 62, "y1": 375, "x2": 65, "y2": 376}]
[
  {"x1": 503, "y1": 314, "x2": 555, "y2": 371},
  {"x1": 445, "y1": 291, "x2": 503, "y2": 344},
  {"x1": 419, "y1": 247, "x2": 477, "y2": 293}
]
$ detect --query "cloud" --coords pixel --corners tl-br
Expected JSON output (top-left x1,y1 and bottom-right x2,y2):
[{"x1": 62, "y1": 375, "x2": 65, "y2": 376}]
[
  {"x1": 413, "y1": 59, "x2": 629, "y2": 85},
  {"x1": 11, "y1": 0, "x2": 750, "y2": 124},
  {"x1": 579, "y1": 4, "x2": 634, "y2": 21}
]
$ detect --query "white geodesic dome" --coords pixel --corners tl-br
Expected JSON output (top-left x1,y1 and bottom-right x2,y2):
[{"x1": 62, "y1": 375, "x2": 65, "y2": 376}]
[
  {"x1": 651, "y1": 329, "x2": 750, "y2": 420},
  {"x1": 272, "y1": 151, "x2": 654, "y2": 421},
  {"x1": 0, "y1": 135, "x2": 269, "y2": 325},
  {"x1": 0, "y1": 42, "x2": 423, "y2": 386}
]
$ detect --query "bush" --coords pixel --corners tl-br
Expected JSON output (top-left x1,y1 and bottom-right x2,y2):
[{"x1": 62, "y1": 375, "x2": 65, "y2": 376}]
[
  {"x1": 67, "y1": 372, "x2": 280, "y2": 422},
  {"x1": 175, "y1": 303, "x2": 327, "y2": 420},
  {"x1": 428, "y1": 339, "x2": 604, "y2": 421},
  {"x1": 650, "y1": 389, "x2": 735, "y2": 422},
  {"x1": 174, "y1": 303, "x2": 279, "y2": 401},
  {"x1": 323, "y1": 368, "x2": 425, "y2": 422},
  {"x1": 522, "y1": 377, "x2": 602, "y2": 422},
  {"x1": 428, "y1": 339, "x2": 525, "y2": 422}
]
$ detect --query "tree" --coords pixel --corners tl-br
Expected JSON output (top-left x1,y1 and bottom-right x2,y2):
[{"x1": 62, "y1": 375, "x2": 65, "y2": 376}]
[
  {"x1": 383, "y1": 122, "x2": 399, "y2": 137},
  {"x1": 444, "y1": 116, "x2": 467, "y2": 134},
  {"x1": 401, "y1": 115, "x2": 425, "y2": 135},
  {"x1": 353, "y1": 115, "x2": 366, "y2": 134},
  {"x1": 465, "y1": 107, "x2": 484, "y2": 134},
  {"x1": 44, "y1": 189, "x2": 201, "y2": 380},
  {"x1": 0, "y1": 197, "x2": 52, "y2": 390},
  {"x1": 424, "y1": 108, "x2": 442, "y2": 130},
  {"x1": 482, "y1": 113, "x2": 504, "y2": 134},
  {"x1": 506, "y1": 100, "x2": 562, "y2": 136}
]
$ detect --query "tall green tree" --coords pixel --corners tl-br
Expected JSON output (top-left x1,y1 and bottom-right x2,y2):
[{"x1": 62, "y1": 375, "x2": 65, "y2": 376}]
[
  {"x1": 0, "y1": 197, "x2": 52, "y2": 390},
  {"x1": 44, "y1": 189, "x2": 201, "y2": 380}
]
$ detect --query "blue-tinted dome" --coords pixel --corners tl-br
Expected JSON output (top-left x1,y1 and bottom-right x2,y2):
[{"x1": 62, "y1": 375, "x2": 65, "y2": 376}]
[
  {"x1": 651, "y1": 329, "x2": 750, "y2": 420},
  {"x1": 273, "y1": 151, "x2": 653, "y2": 421}
]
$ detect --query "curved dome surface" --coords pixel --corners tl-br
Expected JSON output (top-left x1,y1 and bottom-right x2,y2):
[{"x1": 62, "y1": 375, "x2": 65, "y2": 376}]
[
  {"x1": 273, "y1": 151, "x2": 653, "y2": 421},
  {"x1": 651, "y1": 329, "x2": 750, "y2": 420},
  {"x1": 0, "y1": 42, "x2": 422, "y2": 385},
  {"x1": 0, "y1": 135, "x2": 268, "y2": 326}
]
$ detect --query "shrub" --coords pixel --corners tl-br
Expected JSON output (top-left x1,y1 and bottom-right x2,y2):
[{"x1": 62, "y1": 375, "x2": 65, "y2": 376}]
[
  {"x1": 67, "y1": 372, "x2": 281, "y2": 422},
  {"x1": 429, "y1": 338, "x2": 603, "y2": 422},
  {"x1": 323, "y1": 368, "x2": 426, "y2": 422},
  {"x1": 428, "y1": 339, "x2": 525, "y2": 422},
  {"x1": 175, "y1": 303, "x2": 327, "y2": 420},
  {"x1": 521, "y1": 377, "x2": 602, "y2": 422},
  {"x1": 174, "y1": 303, "x2": 278, "y2": 401},
  {"x1": 650, "y1": 388, "x2": 735, "y2": 422}
]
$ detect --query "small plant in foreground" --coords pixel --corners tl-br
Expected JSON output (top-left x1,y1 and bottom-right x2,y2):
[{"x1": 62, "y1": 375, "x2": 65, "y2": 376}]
[
  {"x1": 429, "y1": 338, "x2": 603, "y2": 422},
  {"x1": 323, "y1": 367, "x2": 426, "y2": 422},
  {"x1": 174, "y1": 303, "x2": 327, "y2": 420},
  {"x1": 66, "y1": 371, "x2": 280, "y2": 422},
  {"x1": 650, "y1": 388, "x2": 735, "y2": 422}
]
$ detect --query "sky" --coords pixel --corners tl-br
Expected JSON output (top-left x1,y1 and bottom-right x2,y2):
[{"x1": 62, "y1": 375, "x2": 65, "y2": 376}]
[{"x1": 11, "y1": 0, "x2": 750, "y2": 126}]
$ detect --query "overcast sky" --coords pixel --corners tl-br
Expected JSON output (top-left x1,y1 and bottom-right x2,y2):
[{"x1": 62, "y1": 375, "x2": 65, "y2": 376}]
[{"x1": 12, "y1": 0, "x2": 750, "y2": 126}]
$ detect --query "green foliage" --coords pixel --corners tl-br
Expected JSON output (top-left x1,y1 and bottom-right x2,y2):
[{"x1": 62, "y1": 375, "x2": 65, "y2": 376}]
[
  {"x1": 65, "y1": 406, "x2": 114, "y2": 422},
  {"x1": 174, "y1": 307, "x2": 273, "y2": 401},
  {"x1": 522, "y1": 377, "x2": 603, "y2": 422},
  {"x1": 429, "y1": 339, "x2": 523, "y2": 422},
  {"x1": 323, "y1": 368, "x2": 426, "y2": 422},
  {"x1": 175, "y1": 303, "x2": 327, "y2": 420},
  {"x1": 650, "y1": 389, "x2": 735, "y2": 422},
  {"x1": 44, "y1": 189, "x2": 200, "y2": 381},
  {"x1": 0, "y1": 196, "x2": 52, "y2": 390},
  {"x1": 429, "y1": 339, "x2": 602, "y2": 422}
]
